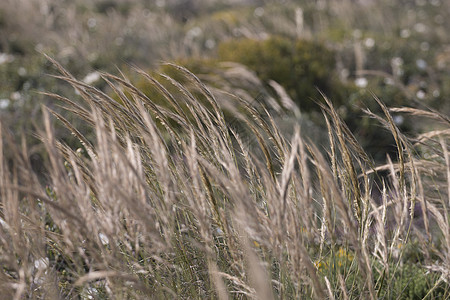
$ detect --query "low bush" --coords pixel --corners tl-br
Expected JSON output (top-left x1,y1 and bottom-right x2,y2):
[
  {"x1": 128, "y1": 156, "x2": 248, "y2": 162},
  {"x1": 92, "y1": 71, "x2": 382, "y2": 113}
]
[{"x1": 217, "y1": 36, "x2": 350, "y2": 112}]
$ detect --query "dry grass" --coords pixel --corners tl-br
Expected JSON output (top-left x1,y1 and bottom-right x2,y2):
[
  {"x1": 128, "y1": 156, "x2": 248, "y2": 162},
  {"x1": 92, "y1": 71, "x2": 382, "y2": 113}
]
[{"x1": 0, "y1": 59, "x2": 449, "y2": 299}]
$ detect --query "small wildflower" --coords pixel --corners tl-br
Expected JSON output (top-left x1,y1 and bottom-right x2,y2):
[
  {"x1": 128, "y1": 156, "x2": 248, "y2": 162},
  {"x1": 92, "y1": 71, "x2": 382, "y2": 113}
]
[
  {"x1": 254, "y1": 7, "x2": 264, "y2": 17},
  {"x1": 0, "y1": 99, "x2": 10, "y2": 109},
  {"x1": 416, "y1": 59, "x2": 427, "y2": 70},
  {"x1": 364, "y1": 37, "x2": 375, "y2": 48},
  {"x1": 83, "y1": 71, "x2": 101, "y2": 84},
  {"x1": 355, "y1": 77, "x2": 368, "y2": 88},
  {"x1": 34, "y1": 257, "x2": 49, "y2": 270},
  {"x1": 400, "y1": 29, "x2": 410, "y2": 38},
  {"x1": 314, "y1": 260, "x2": 327, "y2": 271},
  {"x1": 87, "y1": 18, "x2": 97, "y2": 29},
  {"x1": 99, "y1": 233, "x2": 109, "y2": 245},
  {"x1": 416, "y1": 90, "x2": 426, "y2": 99}
]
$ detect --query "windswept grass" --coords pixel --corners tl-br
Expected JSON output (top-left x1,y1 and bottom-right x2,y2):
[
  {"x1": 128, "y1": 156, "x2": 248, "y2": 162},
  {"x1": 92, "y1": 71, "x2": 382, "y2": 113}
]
[{"x1": 0, "y1": 59, "x2": 449, "y2": 299}]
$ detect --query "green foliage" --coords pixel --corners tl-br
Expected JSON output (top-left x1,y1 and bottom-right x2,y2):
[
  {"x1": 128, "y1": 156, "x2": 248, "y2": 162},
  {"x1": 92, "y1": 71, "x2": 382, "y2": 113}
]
[
  {"x1": 95, "y1": 0, "x2": 132, "y2": 15},
  {"x1": 386, "y1": 263, "x2": 445, "y2": 299},
  {"x1": 213, "y1": 36, "x2": 403, "y2": 160},
  {"x1": 314, "y1": 244, "x2": 447, "y2": 299},
  {"x1": 217, "y1": 36, "x2": 350, "y2": 112},
  {"x1": 0, "y1": 8, "x2": 5, "y2": 30}
]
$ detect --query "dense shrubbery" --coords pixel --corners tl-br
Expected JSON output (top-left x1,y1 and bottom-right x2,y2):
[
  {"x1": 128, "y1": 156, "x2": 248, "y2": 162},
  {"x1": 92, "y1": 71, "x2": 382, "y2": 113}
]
[
  {"x1": 122, "y1": 36, "x2": 411, "y2": 161},
  {"x1": 217, "y1": 37, "x2": 350, "y2": 112}
]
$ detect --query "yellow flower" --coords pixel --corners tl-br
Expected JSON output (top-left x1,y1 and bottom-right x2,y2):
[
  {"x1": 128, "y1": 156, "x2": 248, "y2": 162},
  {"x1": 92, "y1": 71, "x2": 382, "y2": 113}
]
[{"x1": 314, "y1": 260, "x2": 328, "y2": 271}]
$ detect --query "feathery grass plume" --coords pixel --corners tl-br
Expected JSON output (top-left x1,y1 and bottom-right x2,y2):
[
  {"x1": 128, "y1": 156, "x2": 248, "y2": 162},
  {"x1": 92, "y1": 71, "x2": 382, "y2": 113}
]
[
  {"x1": 1, "y1": 57, "x2": 449, "y2": 298},
  {"x1": 318, "y1": 93, "x2": 364, "y2": 225}
]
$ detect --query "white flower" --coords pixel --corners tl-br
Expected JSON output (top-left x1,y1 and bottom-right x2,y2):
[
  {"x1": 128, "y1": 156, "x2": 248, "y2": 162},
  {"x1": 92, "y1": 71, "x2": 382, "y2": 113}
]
[
  {"x1": 0, "y1": 99, "x2": 10, "y2": 109},
  {"x1": 87, "y1": 18, "x2": 97, "y2": 29},
  {"x1": 364, "y1": 38, "x2": 375, "y2": 48},
  {"x1": 413, "y1": 23, "x2": 426, "y2": 33},
  {"x1": 400, "y1": 29, "x2": 410, "y2": 38},
  {"x1": 355, "y1": 77, "x2": 368, "y2": 88},
  {"x1": 393, "y1": 115, "x2": 404, "y2": 126},
  {"x1": 34, "y1": 257, "x2": 49, "y2": 270},
  {"x1": 0, "y1": 53, "x2": 14, "y2": 64},
  {"x1": 83, "y1": 71, "x2": 101, "y2": 84},
  {"x1": 416, "y1": 90, "x2": 426, "y2": 99},
  {"x1": 416, "y1": 59, "x2": 427, "y2": 70},
  {"x1": 99, "y1": 232, "x2": 109, "y2": 245}
]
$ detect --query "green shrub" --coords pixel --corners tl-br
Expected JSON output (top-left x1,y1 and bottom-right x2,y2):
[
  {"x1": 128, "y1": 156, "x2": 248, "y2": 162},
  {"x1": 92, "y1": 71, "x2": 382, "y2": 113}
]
[
  {"x1": 387, "y1": 263, "x2": 445, "y2": 299},
  {"x1": 217, "y1": 36, "x2": 350, "y2": 112}
]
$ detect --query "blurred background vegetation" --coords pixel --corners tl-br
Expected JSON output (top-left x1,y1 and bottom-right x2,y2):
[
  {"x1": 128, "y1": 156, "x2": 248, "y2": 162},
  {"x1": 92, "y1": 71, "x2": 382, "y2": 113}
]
[{"x1": 0, "y1": 0, "x2": 449, "y2": 163}]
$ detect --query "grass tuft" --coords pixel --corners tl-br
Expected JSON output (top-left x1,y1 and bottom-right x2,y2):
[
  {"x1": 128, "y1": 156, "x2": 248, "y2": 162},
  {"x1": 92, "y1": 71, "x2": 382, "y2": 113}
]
[{"x1": 0, "y1": 59, "x2": 449, "y2": 299}]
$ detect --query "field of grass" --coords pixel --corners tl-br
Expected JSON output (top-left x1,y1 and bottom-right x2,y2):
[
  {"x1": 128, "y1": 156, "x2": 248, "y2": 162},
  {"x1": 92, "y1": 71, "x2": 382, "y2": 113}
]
[
  {"x1": 0, "y1": 57, "x2": 449, "y2": 299},
  {"x1": 1, "y1": 0, "x2": 450, "y2": 299}
]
